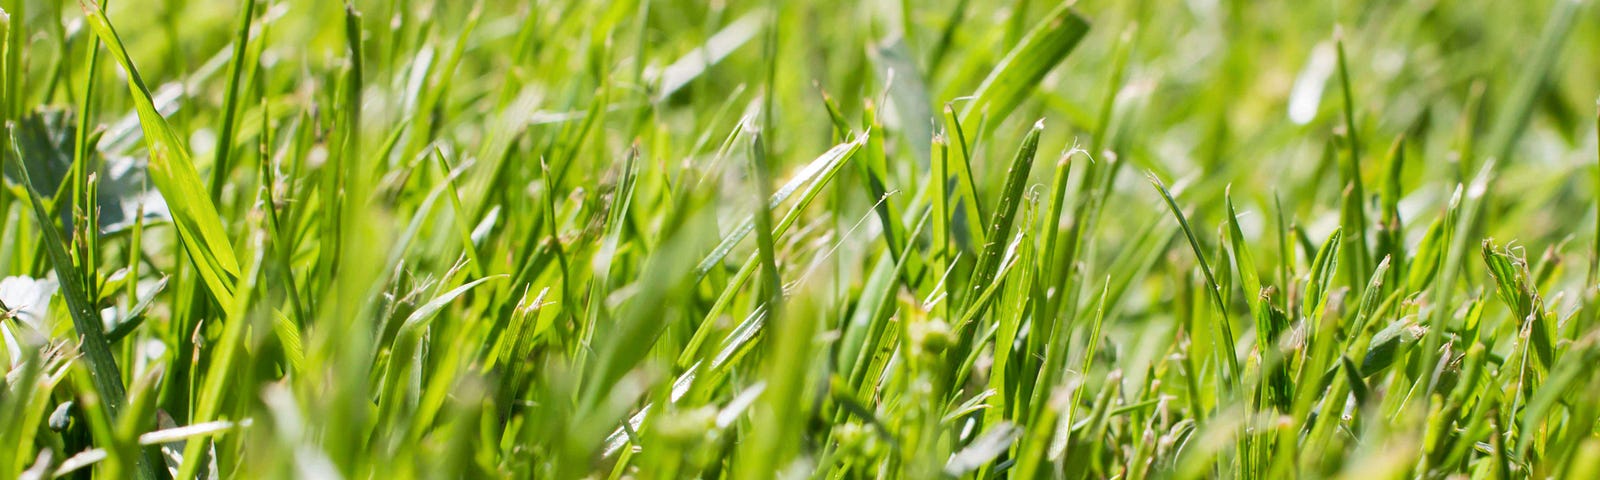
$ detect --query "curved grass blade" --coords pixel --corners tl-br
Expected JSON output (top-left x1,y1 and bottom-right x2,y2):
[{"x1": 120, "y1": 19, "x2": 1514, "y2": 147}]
[
  {"x1": 1225, "y1": 191, "x2": 1290, "y2": 410},
  {"x1": 1149, "y1": 172, "x2": 1239, "y2": 387},
  {"x1": 82, "y1": 1, "x2": 241, "y2": 306}
]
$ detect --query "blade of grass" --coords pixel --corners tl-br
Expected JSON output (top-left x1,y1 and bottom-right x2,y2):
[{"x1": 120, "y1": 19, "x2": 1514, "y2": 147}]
[
  {"x1": 1481, "y1": 0, "x2": 1582, "y2": 168},
  {"x1": 957, "y1": 4, "x2": 1089, "y2": 130},
  {"x1": 963, "y1": 119, "x2": 1043, "y2": 317},
  {"x1": 207, "y1": 0, "x2": 258, "y2": 200},
  {"x1": 10, "y1": 132, "x2": 163, "y2": 480},
  {"x1": 82, "y1": 1, "x2": 241, "y2": 307},
  {"x1": 1149, "y1": 172, "x2": 1239, "y2": 390},
  {"x1": 1224, "y1": 190, "x2": 1290, "y2": 411},
  {"x1": 694, "y1": 136, "x2": 864, "y2": 280}
]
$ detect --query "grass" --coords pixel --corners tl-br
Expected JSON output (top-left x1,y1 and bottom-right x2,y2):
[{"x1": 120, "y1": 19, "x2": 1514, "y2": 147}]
[{"x1": 1, "y1": 0, "x2": 1599, "y2": 478}]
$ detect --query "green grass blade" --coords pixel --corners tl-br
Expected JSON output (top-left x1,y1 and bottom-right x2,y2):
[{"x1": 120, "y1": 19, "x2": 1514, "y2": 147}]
[
  {"x1": 1149, "y1": 172, "x2": 1239, "y2": 388},
  {"x1": 694, "y1": 136, "x2": 864, "y2": 279},
  {"x1": 1482, "y1": 0, "x2": 1583, "y2": 167},
  {"x1": 958, "y1": 4, "x2": 1089, "y2": 130},
  {"x1": 10, "y1": 133, "x2": 163, "y2": 480},
  {"x1": 964, "y1": 119, "x2": 1043, "y2": 313},
  {"x1": 207, "y1": 0, "x2": 257, "y2": 200},
  {"x1": 82, "y1": 1, "x2": 240, "y2": 306}
]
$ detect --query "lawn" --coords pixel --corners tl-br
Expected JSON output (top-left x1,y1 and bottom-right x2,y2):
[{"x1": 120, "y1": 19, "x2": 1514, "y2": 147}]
[{"x1": 2, "y1": 0, "x2": 1599, "y2": 478}]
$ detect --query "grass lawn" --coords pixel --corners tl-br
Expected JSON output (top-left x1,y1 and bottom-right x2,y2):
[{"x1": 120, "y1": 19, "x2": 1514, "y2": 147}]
[{"x1": 2, "y1": 0, "x2": 1600, "y2": 478}]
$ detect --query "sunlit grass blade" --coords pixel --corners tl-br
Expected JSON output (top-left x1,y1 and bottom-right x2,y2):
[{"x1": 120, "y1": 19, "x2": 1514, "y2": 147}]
[
  {"x1": 1481, "y1": 240, "x2": 1553, "y2": 369},
  {"x1": 694, "y1": 136, "x2": 865, "y2": 279},
  {"x1": 1303, "y1": 228, "x2": 1342, "y2": 323},
  {"x1": 1149, "y1": 172, "x2": 1239, "y2": 388},
  {"x1": 957, "y1": 3, "x2": 1089, "y2": 130},
  {"x1": 964, "y1": 119, "x2": 1043, "y2": 315},
  {"x1": 82, "y1": 1, "x2": 241, "y2": 306},
  {"x1": 1225, "y1": 190, "x2": 1290, "y2": 411}
]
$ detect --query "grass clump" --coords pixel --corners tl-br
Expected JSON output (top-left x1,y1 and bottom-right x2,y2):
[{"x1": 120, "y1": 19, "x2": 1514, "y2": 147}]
[{"x1": 2, "y1": 0, "x2": 1600, "y2": 478}]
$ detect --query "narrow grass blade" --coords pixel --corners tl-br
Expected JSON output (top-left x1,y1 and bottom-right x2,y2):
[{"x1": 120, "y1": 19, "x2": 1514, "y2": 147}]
[
  {"x1": 965, "y1": 120, "x2": 1043, "y2": 312},
  {"x1": 1303, "y1": 228, "x2": 1342, "y2": 322},
  {"x1": 10, "y1": 135, "x2": 162, "y2": 480},
  {"x1": 1149, "y1": 173, "x2": 1239, "y2": 387},
  {"x1": 207, "y1": 0, "x2": 258, "y2": 199},
  {"x1": 1482, "y1": 0, "x2": 1583, "y2": 166},
  {"x1": 694, "y1": 136, "x2": 864, "y2": 279}
]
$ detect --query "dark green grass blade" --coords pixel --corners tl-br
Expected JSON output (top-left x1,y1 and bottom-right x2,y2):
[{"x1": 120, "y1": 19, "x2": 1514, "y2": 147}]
[
  {"x1": 964, "y1": 120, "x2": 1043, "y2": 315},
  {"x1": 11, "y1": 133, "x2": 163, "y2": 480}
]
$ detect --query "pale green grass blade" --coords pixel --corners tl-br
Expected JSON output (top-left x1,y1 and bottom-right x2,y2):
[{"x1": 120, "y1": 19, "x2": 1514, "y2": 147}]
[
  {"x1": 694, "y1": 136, "x2": 864, "y2": 279},
  {"x1": 1481, "y1": 0, "x2": 1583, "y2": 167},
  {"x1": 82, "y1": 2, "x2": 240, "y2": 307}
]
